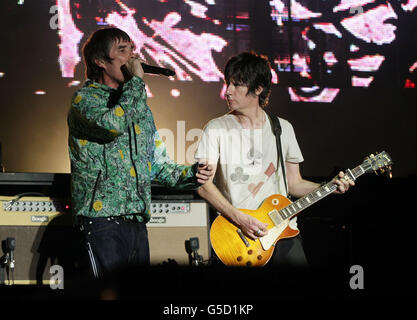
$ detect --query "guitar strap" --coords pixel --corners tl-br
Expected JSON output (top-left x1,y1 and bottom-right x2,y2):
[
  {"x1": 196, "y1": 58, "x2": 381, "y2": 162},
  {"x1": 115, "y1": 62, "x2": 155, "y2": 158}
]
[{"x1": 265, "y1": 112, "x2": 288, "y2": 196}]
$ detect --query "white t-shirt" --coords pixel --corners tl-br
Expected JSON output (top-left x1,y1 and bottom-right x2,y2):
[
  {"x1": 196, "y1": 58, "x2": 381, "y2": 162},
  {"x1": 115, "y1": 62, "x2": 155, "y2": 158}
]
[{"x1": 195, "y1": 111, "x2": 304, "y2": 229}]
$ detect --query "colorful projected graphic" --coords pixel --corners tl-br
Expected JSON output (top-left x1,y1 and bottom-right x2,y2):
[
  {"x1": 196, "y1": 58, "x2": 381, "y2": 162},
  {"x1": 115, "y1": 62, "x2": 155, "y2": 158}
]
[
  {"x1": 51, "y1": 0, "x2": 417, "y2": 103},
  {"x1": 56, "y1": 0, "x2": 227, "y2": 83},
  {"x1": 0, "y1": 0, "x2": 416, "y2": 177},
  {"x1": 270, "y1": 0, "x2": 417, "y2": 102}
]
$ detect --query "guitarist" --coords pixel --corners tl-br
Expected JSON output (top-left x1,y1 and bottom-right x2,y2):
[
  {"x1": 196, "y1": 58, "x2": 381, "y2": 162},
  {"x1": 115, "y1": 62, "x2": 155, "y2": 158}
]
[{"x1": 195, "y1": 51, "x2": 354, "y2": 267}]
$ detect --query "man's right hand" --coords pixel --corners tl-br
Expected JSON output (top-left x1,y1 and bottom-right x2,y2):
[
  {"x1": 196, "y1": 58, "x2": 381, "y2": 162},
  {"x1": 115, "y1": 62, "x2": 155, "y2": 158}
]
[
  {"x1": 196, "y1": 174, "x2": 268, "y2": 240},
  {"x1": 125, "y1": 53, "x2": 144, "y2": 79},
  {"x1": 234, "y1": 211, "x2": 268, "y2": 240}
]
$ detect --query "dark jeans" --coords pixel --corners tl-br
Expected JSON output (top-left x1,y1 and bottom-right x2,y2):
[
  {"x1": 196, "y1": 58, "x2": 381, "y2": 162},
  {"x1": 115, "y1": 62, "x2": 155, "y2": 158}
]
[
  {"x1": 78, "y1": 216, "x2": 150, "y2": 278},
  {"x1": 268, "y1": 235, "x2": 309, "y2": 268}
]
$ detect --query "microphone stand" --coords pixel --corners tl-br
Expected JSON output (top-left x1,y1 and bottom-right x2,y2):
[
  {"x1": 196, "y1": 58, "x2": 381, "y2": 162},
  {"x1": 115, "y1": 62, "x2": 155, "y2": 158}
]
[{"x1": 0, "y1": 238, "x2": 16, "y2": 285}]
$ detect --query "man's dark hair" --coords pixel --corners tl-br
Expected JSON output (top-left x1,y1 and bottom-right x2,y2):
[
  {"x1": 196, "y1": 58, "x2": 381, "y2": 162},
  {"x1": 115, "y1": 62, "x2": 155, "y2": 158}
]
[
  {"x1": 224, "y1": 51, "x2": 272, "y2": 107},
  {"x1": 82, "y1": 28, "x2": 131, "y2": 82}
]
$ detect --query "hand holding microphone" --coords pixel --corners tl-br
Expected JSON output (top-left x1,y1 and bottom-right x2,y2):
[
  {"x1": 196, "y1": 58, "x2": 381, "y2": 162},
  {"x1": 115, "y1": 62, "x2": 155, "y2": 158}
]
[
  {"x1": 125, "y1": 53, "x2": 145, "y2": 79},
  {"x1": 124, "y1": 54, "x2": 176, "y2": 79}
]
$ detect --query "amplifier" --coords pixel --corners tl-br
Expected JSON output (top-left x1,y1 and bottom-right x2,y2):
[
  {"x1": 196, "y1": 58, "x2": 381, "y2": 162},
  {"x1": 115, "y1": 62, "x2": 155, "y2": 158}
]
[
  {"x1": 0, "y1": 196, "x2": 211, "y2": 284},
  {"x1": 0, "y1": 196, "x2": 71, "y2": 225},
  {"x1": 147, "y1": 200, "x2": 211, "y2": 265},
  {"x1": 0, "y1": 196, "x2": 74, "y2": 285}
]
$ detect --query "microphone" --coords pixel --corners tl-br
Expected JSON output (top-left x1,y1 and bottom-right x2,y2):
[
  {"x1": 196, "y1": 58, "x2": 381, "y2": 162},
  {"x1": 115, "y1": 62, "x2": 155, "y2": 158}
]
[
  {"x1": 141, "y1": 63, "x2": 175, "y2": 77},
  {"x1": 6, "y1": 237, "x2": 15, "y2": 270}
]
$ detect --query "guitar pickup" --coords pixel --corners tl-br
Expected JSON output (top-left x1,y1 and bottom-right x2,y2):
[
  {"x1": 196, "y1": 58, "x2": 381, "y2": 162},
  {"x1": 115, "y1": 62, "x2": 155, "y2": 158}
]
[{"x1": 236, "y1": 229, "x2": 250, "y2": 247}]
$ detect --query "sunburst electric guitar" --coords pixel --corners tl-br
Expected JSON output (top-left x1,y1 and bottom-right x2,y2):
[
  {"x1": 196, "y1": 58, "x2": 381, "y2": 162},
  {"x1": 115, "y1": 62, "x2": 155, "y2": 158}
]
[{"x1": 210, "y1": 151, "x2": 393, "y2": 267}]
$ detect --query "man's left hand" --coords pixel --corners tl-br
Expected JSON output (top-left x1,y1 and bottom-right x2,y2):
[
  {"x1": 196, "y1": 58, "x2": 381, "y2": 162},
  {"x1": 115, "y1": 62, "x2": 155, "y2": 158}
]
[{"x1": 333, "y1": 171, "x2": 355, "y2": 194}]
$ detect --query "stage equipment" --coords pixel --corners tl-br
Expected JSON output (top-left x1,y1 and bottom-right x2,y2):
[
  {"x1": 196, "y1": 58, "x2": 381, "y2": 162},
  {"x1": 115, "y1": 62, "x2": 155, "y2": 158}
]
[
  {"x1": 0, "y1": 195, "x2": 74, "y2": 285},
  {"x1": 147, "y1": 200, "x2": 211, "y2": 265}
]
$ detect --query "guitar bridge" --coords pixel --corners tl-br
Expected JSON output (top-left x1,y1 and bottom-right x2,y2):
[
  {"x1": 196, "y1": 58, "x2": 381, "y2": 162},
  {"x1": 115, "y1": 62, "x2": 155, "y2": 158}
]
[{"x1": 236, "y1": 229, "x2": 250, "y2": 247}]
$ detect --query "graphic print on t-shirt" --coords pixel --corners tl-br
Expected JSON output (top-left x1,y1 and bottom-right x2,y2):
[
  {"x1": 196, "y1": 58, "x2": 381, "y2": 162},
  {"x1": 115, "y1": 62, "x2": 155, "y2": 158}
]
[
  {"x1": 247, "y1": 147, "x2": 263, "y2": 166},
  {"x1": 248, "y1": 181, "x2": 264, "y2": 197},
  {"x1": 264, "y1": 162, "x2": 276, "y2": 178},
  {"x1": 230, "y1": 166, "x2": 249, "y2": 184},
  {"x1": 246, "y1": 162, "x2": 277, "y2": 197}
]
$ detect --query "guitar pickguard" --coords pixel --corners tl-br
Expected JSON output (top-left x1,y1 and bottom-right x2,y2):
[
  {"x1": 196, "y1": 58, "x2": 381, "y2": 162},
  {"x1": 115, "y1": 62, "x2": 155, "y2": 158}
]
[{"x1": 259, "y1": 220, "x2": 289, "y2": 250}]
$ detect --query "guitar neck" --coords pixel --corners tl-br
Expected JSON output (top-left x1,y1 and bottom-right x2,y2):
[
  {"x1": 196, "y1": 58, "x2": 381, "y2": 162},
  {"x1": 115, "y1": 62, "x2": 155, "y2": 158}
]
[{"x1": 277, "y1": 164, "x2": 366, "y2": 221}]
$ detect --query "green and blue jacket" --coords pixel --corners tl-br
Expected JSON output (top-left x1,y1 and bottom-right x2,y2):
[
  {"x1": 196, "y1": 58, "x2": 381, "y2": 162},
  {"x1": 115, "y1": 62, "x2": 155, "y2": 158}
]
[{"x1": 68, "y1": 76, "x2": 200, "y2": 222}]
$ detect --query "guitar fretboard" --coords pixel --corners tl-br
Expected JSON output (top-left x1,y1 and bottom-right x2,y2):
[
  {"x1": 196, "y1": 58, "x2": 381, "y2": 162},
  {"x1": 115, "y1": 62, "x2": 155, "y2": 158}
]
[{"x1": 271, "y1": 165, "x2": 366, "y2": 223}]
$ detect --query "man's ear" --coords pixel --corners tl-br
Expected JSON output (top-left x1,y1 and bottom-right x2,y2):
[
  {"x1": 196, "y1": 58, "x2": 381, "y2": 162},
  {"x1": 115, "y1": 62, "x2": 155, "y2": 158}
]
[
  {"x1": 255, "y1": 86, "x2": 264, "y2": 96},
  {"x1": 94, "y1": 58, "x2": 106, "y2": 69}
]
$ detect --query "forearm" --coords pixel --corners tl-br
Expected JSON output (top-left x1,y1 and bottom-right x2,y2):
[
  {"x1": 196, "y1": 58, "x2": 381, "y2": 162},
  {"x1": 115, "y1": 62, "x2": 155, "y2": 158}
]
[
  {"x1": 151, "y1": 129, "x2": 201, "y2": 189},
  {"x1": 197, "y1": 180, "x2": 268, "y2": 239},
  {"x1": 288, "y1": 178, "x2": 320, "y2": 198},
  {"x1": 69, "y1": 77, "x2": 146, "y2": 137},
  {"x1": 152, "y1": 162, "x2": 200, "y2": 190},
  {"x1": 197, "y1": 180, "x2": 242, "y2": 225}
]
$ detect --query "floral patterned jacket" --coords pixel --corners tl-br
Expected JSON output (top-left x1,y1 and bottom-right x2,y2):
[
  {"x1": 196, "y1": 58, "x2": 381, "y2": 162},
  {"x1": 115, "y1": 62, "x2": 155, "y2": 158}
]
[{"x1": 68, "y1": 76, "x2": 200, "y2": 222}]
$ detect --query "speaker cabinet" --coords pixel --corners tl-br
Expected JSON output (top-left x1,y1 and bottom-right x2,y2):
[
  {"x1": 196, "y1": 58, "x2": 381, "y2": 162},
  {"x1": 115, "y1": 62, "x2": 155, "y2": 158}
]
[
  {"x1": 0, "y1": 196, "x2": 211, "y2": 284},
  {"x1": 0, "y1": 196, "x2": 76, "y2": 285},
  {"x1": 0, "y1": 197, "x2": 211, "y2": 284},
  {"x1": 147, "y1": 200, "x2": 211, "y2": 265}
]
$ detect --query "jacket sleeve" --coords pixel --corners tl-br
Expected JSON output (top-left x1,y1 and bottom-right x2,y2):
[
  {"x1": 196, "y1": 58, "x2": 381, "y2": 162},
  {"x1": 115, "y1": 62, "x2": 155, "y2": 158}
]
[
  {"x1": 150, "y1": 130, "x2": 201, "y2": 190},
  {"x1": 68, "y1": 76, "x2": 145, "y2": 144}
]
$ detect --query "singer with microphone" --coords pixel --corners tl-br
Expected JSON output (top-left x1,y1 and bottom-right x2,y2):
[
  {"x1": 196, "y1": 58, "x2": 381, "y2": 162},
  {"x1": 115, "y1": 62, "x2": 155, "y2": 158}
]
[{"x1": 67, "y1": 27, "x2": 213, "y2": 279}]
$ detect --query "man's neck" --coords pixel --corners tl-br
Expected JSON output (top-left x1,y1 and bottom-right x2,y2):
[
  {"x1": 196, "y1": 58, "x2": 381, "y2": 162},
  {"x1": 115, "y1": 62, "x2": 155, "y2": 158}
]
[
  {"x1": 232, "y1": 106, "x2": 265, "y2": 129},
  {"x1": 98, "y1": 73, "x2": 122, "y2": 89}
]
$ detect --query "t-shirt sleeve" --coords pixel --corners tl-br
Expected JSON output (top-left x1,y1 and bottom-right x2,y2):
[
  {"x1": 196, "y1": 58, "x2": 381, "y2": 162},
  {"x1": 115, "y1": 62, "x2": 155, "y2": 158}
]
[
  {"x1": 194, "y1": 120, "x2": 220, "y2": 165},
  {"x1": 280, "y1": 118, "x2": 304, "y2": 163}
]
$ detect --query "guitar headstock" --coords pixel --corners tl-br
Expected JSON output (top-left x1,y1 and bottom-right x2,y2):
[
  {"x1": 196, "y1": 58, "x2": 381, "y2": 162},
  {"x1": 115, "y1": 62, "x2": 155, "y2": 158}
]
[{"x1": 361, "y1": 151, "x2": 393, "y2": 178}]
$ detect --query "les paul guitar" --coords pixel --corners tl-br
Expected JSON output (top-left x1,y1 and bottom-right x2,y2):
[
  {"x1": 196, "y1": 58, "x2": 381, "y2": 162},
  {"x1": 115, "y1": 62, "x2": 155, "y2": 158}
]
[{"x1": 210, "y1": 151, "x2": 393, "y2": 267}]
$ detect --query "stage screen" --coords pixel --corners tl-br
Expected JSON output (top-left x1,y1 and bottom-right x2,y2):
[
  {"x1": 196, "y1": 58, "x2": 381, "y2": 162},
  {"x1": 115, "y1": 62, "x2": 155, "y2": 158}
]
[{"x1": 0, "y1": 0, "x2": 416, "y2": 177}]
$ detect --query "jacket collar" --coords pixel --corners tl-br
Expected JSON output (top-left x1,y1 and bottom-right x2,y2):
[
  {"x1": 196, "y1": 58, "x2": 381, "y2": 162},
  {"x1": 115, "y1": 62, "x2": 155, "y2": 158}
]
[{"x1": 84, "y1": 79, "x2": 119, "y2": 93}]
